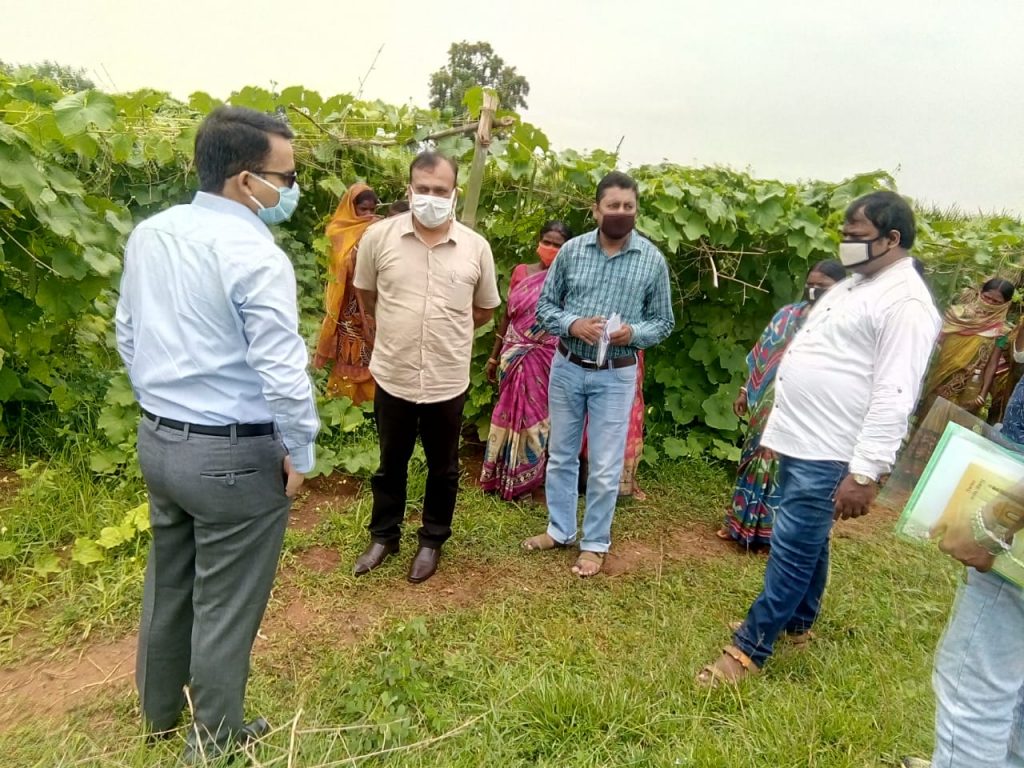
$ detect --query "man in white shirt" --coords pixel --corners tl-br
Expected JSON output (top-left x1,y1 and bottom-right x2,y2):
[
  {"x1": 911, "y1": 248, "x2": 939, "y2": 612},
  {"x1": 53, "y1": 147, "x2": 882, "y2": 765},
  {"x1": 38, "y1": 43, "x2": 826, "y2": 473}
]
[
  {"x1": 116, "y1": 107, "x2": 319, "y2": 761},
  {"x1": 698, "y1": 191, "x2": 940, "y2": 685},
  {"x1": 353, "y1": 152, "x2": 501, "y2": 584}
]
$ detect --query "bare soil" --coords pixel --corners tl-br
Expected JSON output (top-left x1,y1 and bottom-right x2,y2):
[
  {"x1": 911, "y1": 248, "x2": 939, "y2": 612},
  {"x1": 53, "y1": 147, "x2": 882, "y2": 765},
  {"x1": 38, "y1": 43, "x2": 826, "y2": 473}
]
[{"x1": 0, "y1": 479, "x2": 899, "y2": 732}]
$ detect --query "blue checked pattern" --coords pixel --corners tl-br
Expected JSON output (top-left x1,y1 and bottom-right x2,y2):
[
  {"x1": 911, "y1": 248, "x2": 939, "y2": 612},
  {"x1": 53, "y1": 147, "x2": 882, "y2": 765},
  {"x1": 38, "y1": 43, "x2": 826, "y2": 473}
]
[{"x1": 536, "y1": 228, "x2": 675, "y2": 359}]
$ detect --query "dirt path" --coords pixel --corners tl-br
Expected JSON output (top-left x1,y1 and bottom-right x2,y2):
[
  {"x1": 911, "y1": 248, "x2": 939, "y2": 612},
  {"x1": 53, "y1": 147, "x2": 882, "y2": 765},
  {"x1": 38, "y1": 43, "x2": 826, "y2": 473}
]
[{"x1": 0, "y1": 473, "x2": 897, "y2": 733}]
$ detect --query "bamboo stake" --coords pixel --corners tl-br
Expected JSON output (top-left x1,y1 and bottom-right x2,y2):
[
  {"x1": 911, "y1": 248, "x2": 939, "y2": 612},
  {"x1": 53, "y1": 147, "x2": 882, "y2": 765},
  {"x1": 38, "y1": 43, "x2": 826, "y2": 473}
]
[
  {"x1": 285, "y1": 104, "x2": 514, "y2": 148},
  {"x1": 460, "y1": 91, "x2": 499, "y2": 230}
]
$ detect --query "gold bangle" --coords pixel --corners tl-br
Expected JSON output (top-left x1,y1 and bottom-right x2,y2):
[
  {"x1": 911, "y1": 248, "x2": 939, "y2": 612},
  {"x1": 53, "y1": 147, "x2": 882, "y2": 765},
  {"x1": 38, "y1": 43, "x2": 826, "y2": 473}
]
[{"x1": 487, "y1": 358, "x2": 499, "y2": 365}]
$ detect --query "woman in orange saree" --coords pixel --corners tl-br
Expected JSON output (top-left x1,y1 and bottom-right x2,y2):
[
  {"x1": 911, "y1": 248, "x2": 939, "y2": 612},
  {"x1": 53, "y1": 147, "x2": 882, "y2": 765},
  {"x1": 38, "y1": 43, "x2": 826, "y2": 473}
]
[{"x1": 313, "y1": 183, "x2": 380, "y2": 404}]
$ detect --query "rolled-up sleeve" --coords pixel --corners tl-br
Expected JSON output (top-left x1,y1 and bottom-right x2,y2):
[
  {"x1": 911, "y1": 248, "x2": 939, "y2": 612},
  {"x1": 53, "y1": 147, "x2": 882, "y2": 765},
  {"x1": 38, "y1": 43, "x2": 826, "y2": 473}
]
[
  {"x1": 234, "y1": 253, "x2": 320, "y2": 473},
  {"x1": 849, "y1": 299, "x2": 940, "y2": 479},
  {"x1": 628, "y1": 256, "x2": 674, "y2": 348}
]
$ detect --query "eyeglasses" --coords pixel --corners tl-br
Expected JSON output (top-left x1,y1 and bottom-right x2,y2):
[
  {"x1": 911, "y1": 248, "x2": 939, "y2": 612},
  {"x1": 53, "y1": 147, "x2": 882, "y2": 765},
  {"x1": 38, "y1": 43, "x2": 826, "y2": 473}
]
[{"x1": 253, "y1": 169, "x2": 298, "y2": 188}]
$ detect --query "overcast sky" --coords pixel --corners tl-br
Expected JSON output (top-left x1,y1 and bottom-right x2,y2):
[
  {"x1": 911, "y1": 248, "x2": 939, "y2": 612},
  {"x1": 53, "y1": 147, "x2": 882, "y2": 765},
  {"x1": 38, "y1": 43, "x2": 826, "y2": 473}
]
[{"x1": 6, "y1": 0, "x2": 1022, "y2": 214}]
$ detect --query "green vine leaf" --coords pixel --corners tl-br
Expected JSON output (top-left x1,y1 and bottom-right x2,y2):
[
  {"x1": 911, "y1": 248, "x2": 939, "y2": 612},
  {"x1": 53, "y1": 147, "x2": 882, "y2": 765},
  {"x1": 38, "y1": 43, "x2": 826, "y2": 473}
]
[
  {"x1": 72, "y1": 537, "x2": 105, "y2": 565},
  {"x1": 53, "y1": 90, "x2": 116, "y2": 136}
]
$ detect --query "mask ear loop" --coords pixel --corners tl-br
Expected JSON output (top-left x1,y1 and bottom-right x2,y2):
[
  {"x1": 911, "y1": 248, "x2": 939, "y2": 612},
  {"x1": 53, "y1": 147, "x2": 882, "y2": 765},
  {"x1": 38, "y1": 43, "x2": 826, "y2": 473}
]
[
  {"x1": 247, "y1": 173, "x2": 282, "y2": 211},
  {"x1": 240, "y1": 173, "x2": 266, "y2": 212}
]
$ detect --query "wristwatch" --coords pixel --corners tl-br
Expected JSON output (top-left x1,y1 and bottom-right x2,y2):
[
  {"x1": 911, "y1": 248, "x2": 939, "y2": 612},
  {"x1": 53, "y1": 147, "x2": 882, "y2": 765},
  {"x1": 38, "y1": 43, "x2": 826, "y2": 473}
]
[
  {"x1": 851, "y1": 473, "x2": 875, "y2": 486},
  {"x1": 985, "y1": 496, "x2": 1024, "y2": 539},
  {"x1": 972, "y1": 507, "x2": 1012, "y2": 556}
]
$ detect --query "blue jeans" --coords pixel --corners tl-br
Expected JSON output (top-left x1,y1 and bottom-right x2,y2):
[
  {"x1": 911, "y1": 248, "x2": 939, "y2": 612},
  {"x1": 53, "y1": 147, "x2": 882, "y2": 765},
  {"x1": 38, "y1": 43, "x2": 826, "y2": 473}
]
[
  {"x1": 931, "y1": 568, "x2": 1024, "y2": 767},
  {"x1": 733, "y1": 456, "x2": 847, "y2": 667},
  {"x1": 545, "y1": 350, "x2": 637, "y2": 553}
]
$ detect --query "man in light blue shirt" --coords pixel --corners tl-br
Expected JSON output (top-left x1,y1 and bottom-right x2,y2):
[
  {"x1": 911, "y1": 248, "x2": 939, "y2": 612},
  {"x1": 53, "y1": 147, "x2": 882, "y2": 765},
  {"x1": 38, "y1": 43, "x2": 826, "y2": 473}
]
[{"x1": 115, "y1": 106, "x2": 319, "y2": 763}]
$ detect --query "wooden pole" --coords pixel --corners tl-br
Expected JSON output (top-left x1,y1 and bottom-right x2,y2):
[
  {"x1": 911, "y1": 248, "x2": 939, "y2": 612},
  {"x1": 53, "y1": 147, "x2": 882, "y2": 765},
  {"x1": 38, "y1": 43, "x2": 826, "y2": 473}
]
[
  {"x1": 461, "y1": 91, "x2": 499, "y2": 230},
  {"x1": 287, "y1": 104, "x2": 515, "y2": 147}
]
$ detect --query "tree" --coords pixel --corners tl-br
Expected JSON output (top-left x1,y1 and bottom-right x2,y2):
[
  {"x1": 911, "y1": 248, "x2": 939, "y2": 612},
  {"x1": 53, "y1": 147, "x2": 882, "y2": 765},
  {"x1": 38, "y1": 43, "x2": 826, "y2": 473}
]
[
  {"x1": 0, "y1": 59, "x2": 95, "y2": 91},
  {"x1": 428, "y1": 41, "x2": 529, "y2": 113}
]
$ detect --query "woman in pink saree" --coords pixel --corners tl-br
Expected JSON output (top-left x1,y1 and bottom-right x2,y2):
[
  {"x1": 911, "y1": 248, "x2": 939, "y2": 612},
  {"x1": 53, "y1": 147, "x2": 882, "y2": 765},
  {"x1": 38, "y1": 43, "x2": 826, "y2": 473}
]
[{"x1": 480, "y1": 222, "x2": 572, "y2": 500}]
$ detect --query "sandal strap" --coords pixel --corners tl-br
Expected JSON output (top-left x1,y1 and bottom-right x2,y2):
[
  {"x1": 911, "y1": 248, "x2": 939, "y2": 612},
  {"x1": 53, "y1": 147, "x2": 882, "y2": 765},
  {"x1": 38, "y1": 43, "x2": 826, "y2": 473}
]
[
  {"x1": 722, "y1": 644, "x2": 759, "y2": 671},
  {"x1": 577, "y1": 551, "x2": 605, "y2": 564},
  {"x1": 523, "y1": 533, "x2": 568, "y2": 551}
]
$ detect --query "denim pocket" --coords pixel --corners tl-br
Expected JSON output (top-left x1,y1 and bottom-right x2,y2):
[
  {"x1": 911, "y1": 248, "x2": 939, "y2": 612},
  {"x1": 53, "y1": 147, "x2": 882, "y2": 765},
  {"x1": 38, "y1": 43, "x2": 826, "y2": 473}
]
[{"x1": 611, "y1": 363, "x2": 638, "y2": 385}]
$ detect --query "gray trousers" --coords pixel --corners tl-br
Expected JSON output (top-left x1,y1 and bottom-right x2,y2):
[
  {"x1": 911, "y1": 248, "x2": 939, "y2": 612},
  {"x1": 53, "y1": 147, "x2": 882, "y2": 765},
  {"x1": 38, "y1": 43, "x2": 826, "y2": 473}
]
[{"x1": 135, "y1": 417, "x2": 289, "y2": 748}]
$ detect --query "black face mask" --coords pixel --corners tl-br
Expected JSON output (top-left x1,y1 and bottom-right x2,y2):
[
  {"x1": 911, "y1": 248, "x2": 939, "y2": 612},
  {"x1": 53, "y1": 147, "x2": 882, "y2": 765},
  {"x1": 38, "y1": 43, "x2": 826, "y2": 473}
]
[{"x1": 599, "y1": 212, "x2": 636, "y2": 240}]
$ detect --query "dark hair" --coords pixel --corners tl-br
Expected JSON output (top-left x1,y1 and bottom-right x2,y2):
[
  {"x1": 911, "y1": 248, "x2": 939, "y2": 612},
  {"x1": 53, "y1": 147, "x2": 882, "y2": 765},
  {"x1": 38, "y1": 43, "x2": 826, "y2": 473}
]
[
  {"x1": 409, "y1": 151, "x2": 458, "y2": 183},
  {"x1": 194, "y1": 106, "x2": 294, "y2": 193},
  {"x1": 353, "y1": 189, "x2": 379, "y2": 207},
  {"x1": 596, "y1": 170, "x2": 639, "y2": 203},
  {"x1": 844, "y1": 191, "x2": 917, "y2": 249},
  {"x1": 539, "y1": 220, "x2": 572, "y2": 242},
  {"x1": 982, "y1": 277, "x2": 1015, "y2": 302},
  {"x1": 912, "y1": 258, "x2": 926, "y2": 277},
  {"x1": 387, "y1": 199, "x2": 410, "y2": 215},
  {"x1": 809, "y1": 259, "x2": 846, "y2": 283}
]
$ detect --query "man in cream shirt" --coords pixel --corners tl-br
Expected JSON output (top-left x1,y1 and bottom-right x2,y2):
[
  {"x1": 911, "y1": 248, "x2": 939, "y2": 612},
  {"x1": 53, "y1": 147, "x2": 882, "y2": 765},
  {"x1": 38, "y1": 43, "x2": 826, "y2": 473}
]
[
  {"x1": 699, "y1": 190, "x2": 940, "y2": 685},
  {"x1": 353, "y1": 151, "x2": 500, "y2": 584}
]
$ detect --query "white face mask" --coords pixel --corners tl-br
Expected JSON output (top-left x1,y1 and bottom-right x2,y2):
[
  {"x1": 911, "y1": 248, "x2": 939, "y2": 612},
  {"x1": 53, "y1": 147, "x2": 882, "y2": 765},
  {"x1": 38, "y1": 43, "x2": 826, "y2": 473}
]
[
  {"x1": 409, "y1": 189, "x2": 456, "y2": 228},
  {"x1": 839, "y1": 237, "x2": 893, "y2": 267}
]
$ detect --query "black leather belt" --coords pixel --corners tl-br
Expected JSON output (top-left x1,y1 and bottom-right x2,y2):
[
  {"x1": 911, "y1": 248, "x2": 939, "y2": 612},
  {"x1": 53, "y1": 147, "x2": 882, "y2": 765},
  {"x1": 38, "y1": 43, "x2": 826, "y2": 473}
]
[
  {"x1": 142, "y1": 409, "x2": 274, "y2": 437},
  {"x1": 558, "y1": 341, "x2": 637, "y2": 370}
]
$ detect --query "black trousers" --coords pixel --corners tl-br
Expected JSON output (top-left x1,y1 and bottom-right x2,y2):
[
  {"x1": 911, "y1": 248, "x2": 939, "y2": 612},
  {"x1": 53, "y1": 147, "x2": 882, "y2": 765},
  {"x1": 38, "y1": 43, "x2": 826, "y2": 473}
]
[{"x1": 369, "y1": 384, "x2": 465, "y2": 548}]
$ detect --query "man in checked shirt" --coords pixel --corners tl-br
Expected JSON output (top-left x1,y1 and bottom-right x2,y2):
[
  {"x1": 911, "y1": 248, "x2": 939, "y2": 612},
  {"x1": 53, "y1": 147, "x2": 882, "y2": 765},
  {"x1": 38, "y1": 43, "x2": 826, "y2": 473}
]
[{"x1": 521, "y1": 171, "x2": 675, "y2": 577}]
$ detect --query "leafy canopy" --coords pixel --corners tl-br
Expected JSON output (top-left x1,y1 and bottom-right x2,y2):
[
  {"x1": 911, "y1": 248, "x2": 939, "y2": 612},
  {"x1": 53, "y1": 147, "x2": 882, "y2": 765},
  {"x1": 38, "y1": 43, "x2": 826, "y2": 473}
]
[{"x1": 428, "y1": 41, "x2": 530, "y2": 113}]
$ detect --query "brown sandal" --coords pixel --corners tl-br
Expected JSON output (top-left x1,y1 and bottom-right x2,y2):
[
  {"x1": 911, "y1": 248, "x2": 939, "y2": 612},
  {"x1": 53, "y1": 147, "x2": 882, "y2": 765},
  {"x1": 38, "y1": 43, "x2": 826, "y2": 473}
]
[
  {"x1": 696, "y1": 645, "x2": 761, "y2": 688},
  {"x1": 521, "y1": 532, "x2": 571, "y2": 552},
  {"x1": 571, "y1": 551, "x2": 604, "y2": 577}
]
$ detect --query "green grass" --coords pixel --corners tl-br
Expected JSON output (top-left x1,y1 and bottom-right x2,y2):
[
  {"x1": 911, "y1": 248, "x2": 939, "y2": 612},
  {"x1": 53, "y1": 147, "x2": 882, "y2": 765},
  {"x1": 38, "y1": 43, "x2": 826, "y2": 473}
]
[{"x1": 0, "y1": 454, "x2": 958, "y2": 767}]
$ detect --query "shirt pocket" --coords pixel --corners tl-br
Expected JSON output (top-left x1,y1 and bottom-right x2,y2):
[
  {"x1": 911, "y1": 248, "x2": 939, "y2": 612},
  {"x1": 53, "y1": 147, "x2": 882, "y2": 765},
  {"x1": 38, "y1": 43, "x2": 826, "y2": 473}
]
[{"x1": 436, "y1": 269, "x2": 475, "y2": 311}]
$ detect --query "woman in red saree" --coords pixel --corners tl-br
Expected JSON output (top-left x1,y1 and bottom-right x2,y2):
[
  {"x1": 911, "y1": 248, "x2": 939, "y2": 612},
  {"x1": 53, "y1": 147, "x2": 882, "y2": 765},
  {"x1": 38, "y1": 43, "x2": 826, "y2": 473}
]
[
  {"x1": 480, "y1": 222, "x2": 572, "y2": 500},
  {"x1": 313, "y1": 183, "x2": 379, "y2": 404}
]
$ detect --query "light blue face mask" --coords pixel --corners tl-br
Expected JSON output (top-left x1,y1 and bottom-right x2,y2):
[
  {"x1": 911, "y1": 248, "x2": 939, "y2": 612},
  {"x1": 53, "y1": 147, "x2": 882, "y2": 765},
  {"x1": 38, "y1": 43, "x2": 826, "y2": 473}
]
[{"x1": 249, "y1": 173, "x2": 300, "y2": 225}]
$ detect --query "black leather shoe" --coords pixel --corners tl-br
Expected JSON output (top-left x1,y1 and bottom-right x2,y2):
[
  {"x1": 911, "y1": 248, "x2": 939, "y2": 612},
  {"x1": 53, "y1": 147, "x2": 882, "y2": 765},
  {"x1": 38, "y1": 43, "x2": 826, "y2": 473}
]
[
  {"x1": 407, "y1": 546, "x2": 441, "y2": 584},
  {"x1": 239, "y1": 716, "x2": 270, "y2": 745},
  {"x1": 146, "y1": 727, "x2": 177, "y2": 746},
  {"x1": 179, "y1": 717, "x2": 271, "y2": 765},
  {"x1": 353, "y1": 541, "x2": 399, "y2": 576}
]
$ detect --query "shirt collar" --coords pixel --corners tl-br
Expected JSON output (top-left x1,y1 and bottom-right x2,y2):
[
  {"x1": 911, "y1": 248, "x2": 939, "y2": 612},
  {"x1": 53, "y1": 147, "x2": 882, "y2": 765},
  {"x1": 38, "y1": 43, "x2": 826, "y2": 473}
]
[
  {"x1": 850, "y1": 255, "x2": 916, "y2": 285},
  {"x1": 191, "y1": 191, "x2": 273, "y2": 240},
  {"x1": 398, "y1": 211, "x2": 460, "y2": 244},
  {"x1": 584, "y1": 228, "x2": 642, "y2": 256}
]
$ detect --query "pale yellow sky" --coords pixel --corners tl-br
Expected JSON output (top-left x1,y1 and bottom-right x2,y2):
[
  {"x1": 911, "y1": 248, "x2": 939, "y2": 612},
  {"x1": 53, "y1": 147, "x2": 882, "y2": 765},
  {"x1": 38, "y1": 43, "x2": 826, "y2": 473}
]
[{"x1": 6, "y1": 0, "x2": 1023, "y2": 214}]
